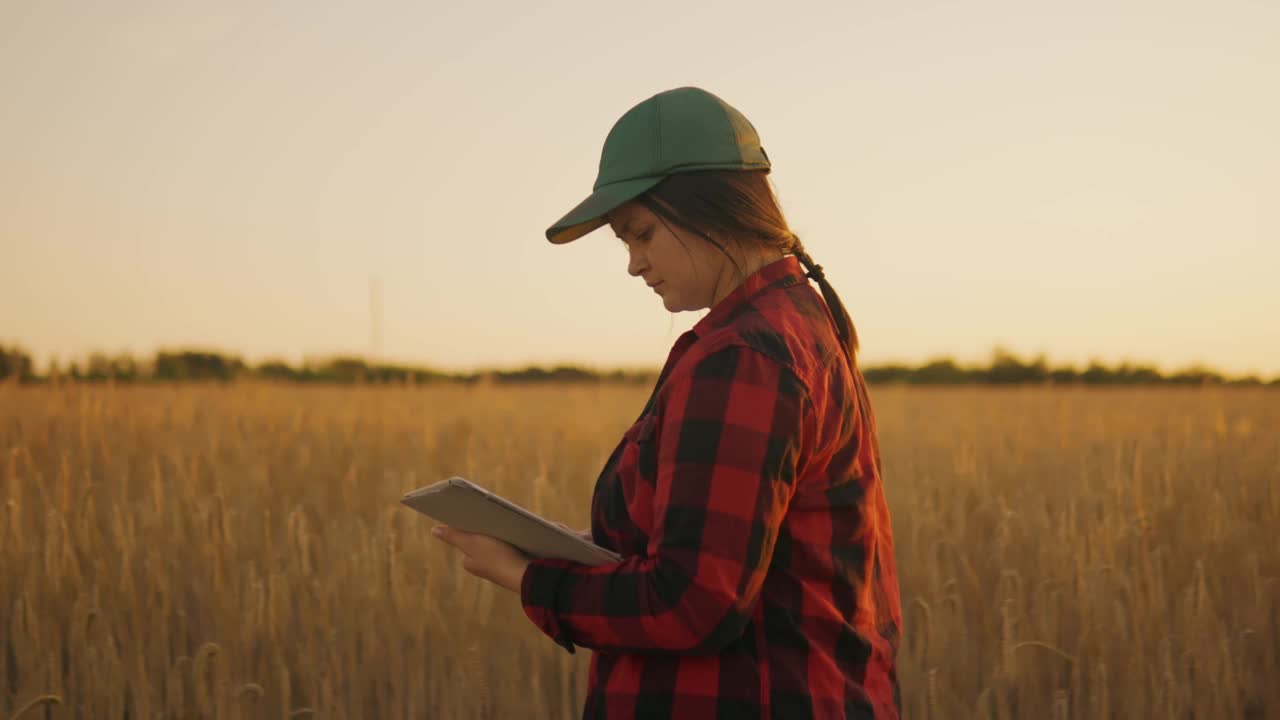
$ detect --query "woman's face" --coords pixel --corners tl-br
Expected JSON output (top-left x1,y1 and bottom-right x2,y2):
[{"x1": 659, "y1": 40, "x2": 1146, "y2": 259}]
[{"x1": 606, "y1": 199, "x2": 732, "y2": 313}]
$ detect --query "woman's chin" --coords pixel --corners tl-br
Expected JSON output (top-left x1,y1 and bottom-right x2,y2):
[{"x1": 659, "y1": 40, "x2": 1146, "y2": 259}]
[{"x1": 660, "y1": 296, "x2": 704, "y2": 313}]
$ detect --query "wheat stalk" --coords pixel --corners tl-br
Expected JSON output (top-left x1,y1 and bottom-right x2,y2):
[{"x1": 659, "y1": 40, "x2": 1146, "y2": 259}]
[{"x1": 6, "y1": 694, "x2": 62, "y2": 720}]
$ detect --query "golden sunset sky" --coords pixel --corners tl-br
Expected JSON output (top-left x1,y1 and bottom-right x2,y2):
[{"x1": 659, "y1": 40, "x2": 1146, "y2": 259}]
[{"x1": 2, "y1": 1, "x2": 1277, "y2": 375}]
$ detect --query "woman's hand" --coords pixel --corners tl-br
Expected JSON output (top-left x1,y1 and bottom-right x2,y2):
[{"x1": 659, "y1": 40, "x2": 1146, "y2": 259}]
[{"x1": 431, "y1": 525, "x2": 531, "y2": 594}]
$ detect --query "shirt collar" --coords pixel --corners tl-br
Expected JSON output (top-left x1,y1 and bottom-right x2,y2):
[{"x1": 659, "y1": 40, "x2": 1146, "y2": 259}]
[{"x1": 692, "y1": 254, "x2": 807, "y2": 338}]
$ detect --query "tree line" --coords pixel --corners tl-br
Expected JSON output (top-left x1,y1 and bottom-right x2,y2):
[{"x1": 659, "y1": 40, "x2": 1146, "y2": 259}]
[{"x1": 0, "y1": 344, "x2": 1275, "y2": 387}]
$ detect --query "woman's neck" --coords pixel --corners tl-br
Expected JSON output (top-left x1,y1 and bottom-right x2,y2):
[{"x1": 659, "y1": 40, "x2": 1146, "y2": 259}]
[{"x1": 709, "y1": 248, "x2": 785, "y2": 307}]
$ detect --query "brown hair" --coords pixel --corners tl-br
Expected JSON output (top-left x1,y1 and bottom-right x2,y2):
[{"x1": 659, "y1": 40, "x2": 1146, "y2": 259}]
[{"x1": 636, "y1": 170, "x2": 860, "y2": 362}]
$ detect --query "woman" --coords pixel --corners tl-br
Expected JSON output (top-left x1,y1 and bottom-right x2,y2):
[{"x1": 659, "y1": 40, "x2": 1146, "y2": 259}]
[{"x1": 432, "y1": 86, "x2": 902, "y2": 719}]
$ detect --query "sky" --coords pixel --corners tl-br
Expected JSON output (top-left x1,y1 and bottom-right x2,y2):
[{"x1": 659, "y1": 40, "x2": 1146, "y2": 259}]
[{"x1": 2, "y1": 0, "x2": 1277, "y2": 376}]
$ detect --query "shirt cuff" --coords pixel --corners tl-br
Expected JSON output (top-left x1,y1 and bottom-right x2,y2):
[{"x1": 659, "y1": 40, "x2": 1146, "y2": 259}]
[{"x1": 520, "y1": 558, "x2": 578, "y2": 654}]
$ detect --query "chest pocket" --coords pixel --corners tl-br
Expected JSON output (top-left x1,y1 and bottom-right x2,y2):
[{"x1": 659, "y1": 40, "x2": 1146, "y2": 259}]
[
  {"x1": 609, "y1": 412, "x2": 661, "y2": 543},
  {"x1": 620, "y1": 412, "x2": 659, "y2": 484}
]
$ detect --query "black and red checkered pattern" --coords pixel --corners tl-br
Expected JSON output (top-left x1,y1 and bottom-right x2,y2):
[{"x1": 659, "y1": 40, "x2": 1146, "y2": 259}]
[{"x1": 521, "y1": 255, "x2": 902, "y2": 719}]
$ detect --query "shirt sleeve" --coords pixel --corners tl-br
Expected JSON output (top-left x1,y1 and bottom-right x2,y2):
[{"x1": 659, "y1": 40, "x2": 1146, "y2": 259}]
[{"x1": 519, "y1": 345, "x2": 809, "y2": 655}]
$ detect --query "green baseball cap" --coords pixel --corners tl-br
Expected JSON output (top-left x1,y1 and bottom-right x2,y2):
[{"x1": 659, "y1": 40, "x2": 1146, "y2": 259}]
[{"x1": 545, "y1": 86, "x2": 772, "y2": 244}]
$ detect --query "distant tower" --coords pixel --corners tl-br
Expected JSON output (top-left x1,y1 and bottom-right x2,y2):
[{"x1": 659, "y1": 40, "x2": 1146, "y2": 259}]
[{"x1": 370, "y1": 275, "x2": 383, "y2": 363}]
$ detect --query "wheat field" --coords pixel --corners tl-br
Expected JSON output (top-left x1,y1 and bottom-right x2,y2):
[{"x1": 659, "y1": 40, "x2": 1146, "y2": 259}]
[{"x1": 1, "y1": 381, "x2": 1277, "y2": 719}]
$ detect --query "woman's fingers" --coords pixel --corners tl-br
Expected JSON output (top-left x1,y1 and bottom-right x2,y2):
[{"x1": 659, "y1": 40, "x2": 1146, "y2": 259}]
[{"x1": 432, "y1": 524, "x2": 462, "y2": 550}]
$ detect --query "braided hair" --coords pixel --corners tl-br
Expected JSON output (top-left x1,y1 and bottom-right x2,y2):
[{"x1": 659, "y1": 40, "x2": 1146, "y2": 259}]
[{"x1": 788, "y1": 236, "x2": 858, "y2": 355}]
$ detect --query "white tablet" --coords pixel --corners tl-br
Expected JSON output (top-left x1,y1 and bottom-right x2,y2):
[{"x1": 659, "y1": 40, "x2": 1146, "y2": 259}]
[{"x1": 400, "y1": 476, "x2": 622, "y2": 567}]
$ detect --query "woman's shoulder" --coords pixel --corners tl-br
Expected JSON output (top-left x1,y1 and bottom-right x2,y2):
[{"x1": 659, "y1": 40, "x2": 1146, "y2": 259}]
[
  {"x1": 694, "y1": 285, "x2": 843, "y2": 381},
  {"x1": 655, "y1": 320, "x2": 818, "y2": 411}
]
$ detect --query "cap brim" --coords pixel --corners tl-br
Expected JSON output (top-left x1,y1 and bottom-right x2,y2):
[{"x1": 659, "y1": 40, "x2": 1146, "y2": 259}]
[{"x1": 546, "y1": 176, "x2": 666, "y2": 244}]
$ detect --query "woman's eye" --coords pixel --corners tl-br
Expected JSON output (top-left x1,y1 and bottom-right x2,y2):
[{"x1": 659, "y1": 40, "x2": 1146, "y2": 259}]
[{"x1": 619, "y1": 231, "x2": 651, "y2": 247}]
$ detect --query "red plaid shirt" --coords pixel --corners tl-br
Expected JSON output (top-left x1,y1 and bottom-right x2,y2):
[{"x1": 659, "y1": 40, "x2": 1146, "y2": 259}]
[{"x1": 521, "y1": 256, "x2": 902, "y2": 719}]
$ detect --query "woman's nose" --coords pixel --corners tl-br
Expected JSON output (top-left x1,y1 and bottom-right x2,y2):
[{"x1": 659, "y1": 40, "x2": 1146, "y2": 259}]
[{"x1": 627, "y1": 246, "x2": 646, "y2": 277}]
